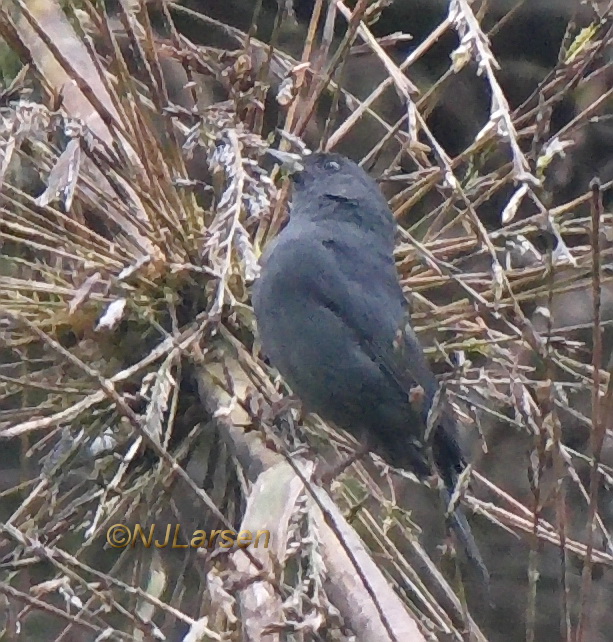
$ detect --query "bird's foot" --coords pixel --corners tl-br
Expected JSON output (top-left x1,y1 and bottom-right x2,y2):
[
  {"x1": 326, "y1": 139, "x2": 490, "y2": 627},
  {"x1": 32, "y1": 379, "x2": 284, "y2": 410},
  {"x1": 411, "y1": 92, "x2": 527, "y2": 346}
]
[
  {"x1": 269, "y1": 394, "x2": 304, "y2": 421},
  {"x1": 316, "y1": 444, "x2": 371, "y2": 486},
  {"x1": 425, "y1": 473, "x2": 441, "y2": 490}
]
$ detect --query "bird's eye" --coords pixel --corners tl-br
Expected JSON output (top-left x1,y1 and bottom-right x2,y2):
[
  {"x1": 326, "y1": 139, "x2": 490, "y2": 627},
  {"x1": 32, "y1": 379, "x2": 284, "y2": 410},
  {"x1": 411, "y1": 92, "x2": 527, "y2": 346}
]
[{"x1": 323, "y1": 159, "x2": 340, "y2": 171}]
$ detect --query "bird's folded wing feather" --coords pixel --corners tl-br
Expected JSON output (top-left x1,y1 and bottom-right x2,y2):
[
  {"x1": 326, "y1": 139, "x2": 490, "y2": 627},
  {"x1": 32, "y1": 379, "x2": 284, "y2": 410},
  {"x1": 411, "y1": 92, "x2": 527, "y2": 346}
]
[{"x1": 277, "y1": 232, "x2": 439, "y2": 415}]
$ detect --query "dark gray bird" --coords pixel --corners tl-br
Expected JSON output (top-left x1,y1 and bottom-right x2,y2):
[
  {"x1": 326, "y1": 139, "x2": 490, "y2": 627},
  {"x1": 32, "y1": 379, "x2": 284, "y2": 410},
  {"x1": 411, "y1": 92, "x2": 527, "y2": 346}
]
[{"x1": 253, "y1": 151, "x2": 488, "y2": 584}]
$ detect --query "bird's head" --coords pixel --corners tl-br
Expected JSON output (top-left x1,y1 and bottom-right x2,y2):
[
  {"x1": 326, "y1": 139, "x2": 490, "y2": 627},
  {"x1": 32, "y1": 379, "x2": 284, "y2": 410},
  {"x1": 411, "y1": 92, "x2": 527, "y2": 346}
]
[{"x1": 268, "y1": 150, "x2": 395, "y2": 237}]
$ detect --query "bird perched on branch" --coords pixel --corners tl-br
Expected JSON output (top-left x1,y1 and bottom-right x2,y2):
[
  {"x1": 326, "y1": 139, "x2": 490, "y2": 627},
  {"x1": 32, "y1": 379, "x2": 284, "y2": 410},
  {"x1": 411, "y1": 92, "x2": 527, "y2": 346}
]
[{"x1": 252, "y1": 151, "x2": 488, "y2": 585}]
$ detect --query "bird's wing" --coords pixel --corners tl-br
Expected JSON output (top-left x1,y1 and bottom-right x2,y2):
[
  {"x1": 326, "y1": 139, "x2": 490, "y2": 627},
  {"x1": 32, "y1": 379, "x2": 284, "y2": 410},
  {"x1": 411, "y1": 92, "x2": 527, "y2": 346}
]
[
  {"x1": 275, "y1": 229, "x2": 440, "y2": 415},
  {"x1": 257, "y1": 226, "x2": 464, "y2": 477},
  {"x1": 295, "y1": 235, "x2": 469, "y2": 514}
]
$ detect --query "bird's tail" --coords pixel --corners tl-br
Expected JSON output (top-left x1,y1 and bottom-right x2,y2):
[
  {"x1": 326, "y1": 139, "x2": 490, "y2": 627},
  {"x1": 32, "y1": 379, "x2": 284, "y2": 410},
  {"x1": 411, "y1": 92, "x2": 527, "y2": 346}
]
[
  {"x1": 431, "y1": 417, "x2": 490, "y2": 589},
  {"x1": 442, "y1": 485, "x2": 490, "y2": 589}
]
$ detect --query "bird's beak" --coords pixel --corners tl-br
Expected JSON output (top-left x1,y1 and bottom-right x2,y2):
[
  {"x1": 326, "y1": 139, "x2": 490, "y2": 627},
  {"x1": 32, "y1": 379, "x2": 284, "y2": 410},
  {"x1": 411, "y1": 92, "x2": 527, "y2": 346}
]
[{"x1": 265, "y1": 148, "x2": 305, "y2": 174}]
